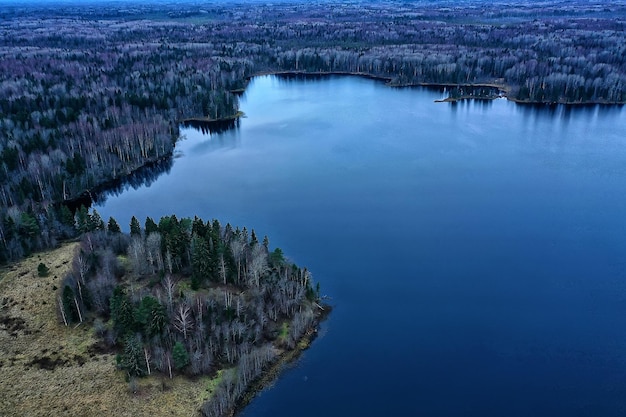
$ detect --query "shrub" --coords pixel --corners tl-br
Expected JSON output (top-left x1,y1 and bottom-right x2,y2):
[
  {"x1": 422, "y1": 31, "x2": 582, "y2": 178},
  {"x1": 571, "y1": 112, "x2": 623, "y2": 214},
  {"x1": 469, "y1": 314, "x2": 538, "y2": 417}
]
[{"x1": 37, "y1": 262, "x2": 50, "y2": 277}]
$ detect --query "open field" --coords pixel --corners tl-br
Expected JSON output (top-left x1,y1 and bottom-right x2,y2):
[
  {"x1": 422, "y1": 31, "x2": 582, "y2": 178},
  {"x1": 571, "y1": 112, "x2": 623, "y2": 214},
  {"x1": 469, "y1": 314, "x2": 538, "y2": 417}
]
[{"x1": 0, "y1": 243, "x2": 214, "y2": 417}]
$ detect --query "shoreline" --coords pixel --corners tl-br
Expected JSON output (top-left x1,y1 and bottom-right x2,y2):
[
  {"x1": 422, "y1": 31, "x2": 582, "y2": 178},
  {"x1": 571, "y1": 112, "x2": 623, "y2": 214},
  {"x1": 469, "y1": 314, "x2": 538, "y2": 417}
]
[
  {"x1": 182, "y1": 111, "x2": 245, "y2": 124},
  {"x1": 64, "y1": 71, "x2": 624, "y2": 212},
  {"x1": 63, "y1": 70, "x2": 626, "y2": 210},
  {"x1": 61, "y1": 152, "x2": 174, "y2": 211},
  {"x1": 434, "y1": 95, "x2": 502, "y2": 103},
  {"x1": 226, "y1": 305, "x2": 332, "y2": 417},
  {"x1": 62, "y1": 111, "x2": 246, "y2": 210},
  {"x1": 248, "y1": 70, "x2": 625, "y2": 106}
]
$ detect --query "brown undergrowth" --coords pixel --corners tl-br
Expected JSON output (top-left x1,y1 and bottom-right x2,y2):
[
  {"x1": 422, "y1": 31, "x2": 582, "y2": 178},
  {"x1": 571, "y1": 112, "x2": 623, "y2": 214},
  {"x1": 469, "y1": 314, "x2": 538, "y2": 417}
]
[{"x1": 0, "y1": 243, "x2": 216, "y2": 417}]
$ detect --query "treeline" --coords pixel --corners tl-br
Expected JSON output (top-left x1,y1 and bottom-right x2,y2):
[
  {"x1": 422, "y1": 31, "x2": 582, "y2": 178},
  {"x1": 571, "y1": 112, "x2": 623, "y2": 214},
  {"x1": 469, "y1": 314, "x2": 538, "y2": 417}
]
[
  {"x1": 58, "y1": 212, "x2": 323, "y2": 417},
  {"x1": 0, "y1": 29, "x2": 249, "y2": 263},
  {"x1": 1, "y1": 1, "x2": 626, "y2": 263}
]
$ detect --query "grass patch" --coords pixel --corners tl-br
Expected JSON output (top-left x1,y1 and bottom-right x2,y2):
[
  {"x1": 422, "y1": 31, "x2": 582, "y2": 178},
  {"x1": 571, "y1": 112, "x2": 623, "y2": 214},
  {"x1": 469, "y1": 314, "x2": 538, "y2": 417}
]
[
  {"x1": 278, "y1": 322, "x2": 289, "y2": 342},
  {"x1": 0, "y1": 243, "x2": 214, "y2": 416}
]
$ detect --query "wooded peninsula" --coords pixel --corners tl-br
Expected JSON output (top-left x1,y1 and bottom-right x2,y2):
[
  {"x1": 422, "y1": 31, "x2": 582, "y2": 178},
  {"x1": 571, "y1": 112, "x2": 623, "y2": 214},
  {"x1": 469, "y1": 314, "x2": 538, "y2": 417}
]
[{"x1": 1, "y1": 0, "x2": 626, "y2": 415}]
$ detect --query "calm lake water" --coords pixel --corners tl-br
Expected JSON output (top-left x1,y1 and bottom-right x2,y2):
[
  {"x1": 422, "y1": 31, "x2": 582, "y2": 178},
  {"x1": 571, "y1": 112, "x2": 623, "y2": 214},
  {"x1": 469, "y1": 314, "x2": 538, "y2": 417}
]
[{"x1": 97, "y1": 75, "x2": 626, "y2": 417}]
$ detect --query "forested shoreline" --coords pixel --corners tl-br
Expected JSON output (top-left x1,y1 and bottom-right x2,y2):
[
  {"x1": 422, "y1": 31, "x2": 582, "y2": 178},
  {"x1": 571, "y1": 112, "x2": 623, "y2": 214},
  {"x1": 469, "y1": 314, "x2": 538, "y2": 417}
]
[
  {"x1": 57, "y1": 211, "x2": 325, "y2": 416},
  {"x1": 1, "y1": 0, "x2": 625, "y2": 264}
]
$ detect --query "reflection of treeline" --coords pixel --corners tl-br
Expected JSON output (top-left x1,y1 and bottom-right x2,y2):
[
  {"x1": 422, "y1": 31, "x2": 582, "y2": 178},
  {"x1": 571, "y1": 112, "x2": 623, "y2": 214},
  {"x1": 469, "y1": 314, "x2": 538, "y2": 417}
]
[
  {"x1": 59, "y1": 212, "x2": 323, "y2": 417},
  {"x1": 444, "y1": 86, "x2": 502, "y2": 100},
  {"x1": 65, "y1": 156, "x2": 174, "y2": 212},
  {"x1": 2, "y1": 1, "x2": 626, "y2": 263},
  {"x1": 181, "y1": 118, "x2": 241, "y2": 135}
]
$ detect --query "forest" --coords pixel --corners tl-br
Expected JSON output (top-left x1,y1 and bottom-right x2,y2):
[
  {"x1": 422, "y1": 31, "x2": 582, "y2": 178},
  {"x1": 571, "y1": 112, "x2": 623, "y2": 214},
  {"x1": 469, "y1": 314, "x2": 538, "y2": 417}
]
[
  {"x1": 0, "y1": 1, "x2": 625, "y2": 415},
  {"x1": 57, "y1": 211, "x2": 324, "y2": 417},
  {"x1": 0, "y1": 0, "x2": 625, "y2": 265}
]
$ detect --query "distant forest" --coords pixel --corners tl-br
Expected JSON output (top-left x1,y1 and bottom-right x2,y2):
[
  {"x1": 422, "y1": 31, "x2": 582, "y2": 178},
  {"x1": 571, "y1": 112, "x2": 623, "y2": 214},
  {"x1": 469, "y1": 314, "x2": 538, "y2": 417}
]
[{"x1": 1, "y1": 0, "x2": 625, "y2": 263}]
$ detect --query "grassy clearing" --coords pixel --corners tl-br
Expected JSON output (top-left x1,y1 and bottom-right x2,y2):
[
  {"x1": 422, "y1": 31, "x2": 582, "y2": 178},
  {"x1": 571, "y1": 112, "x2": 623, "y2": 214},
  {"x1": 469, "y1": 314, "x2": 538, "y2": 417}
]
[{"x1": 0, "y1": 243, "x2": 215, "y2": 417}]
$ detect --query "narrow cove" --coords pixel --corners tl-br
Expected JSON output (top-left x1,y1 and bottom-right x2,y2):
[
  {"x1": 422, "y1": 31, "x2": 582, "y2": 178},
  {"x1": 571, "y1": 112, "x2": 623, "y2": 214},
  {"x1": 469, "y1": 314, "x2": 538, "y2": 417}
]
[{"x1": 97, "y1": 75, "x2": 626, "y2": 417}]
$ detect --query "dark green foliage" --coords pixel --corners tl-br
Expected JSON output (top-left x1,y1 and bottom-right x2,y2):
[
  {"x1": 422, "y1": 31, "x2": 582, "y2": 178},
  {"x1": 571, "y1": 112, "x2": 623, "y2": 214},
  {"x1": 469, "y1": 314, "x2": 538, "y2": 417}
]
[
  {"x1": 107, "y1": 217, "x2": 121, "y2": 234},
  {"x1": 59, "y1": 213, "x2": 323, "y2": 404},
  {"x1": 58, "y1": 206, "x2": 75, "y2": 229},
  {"x1": 130, "y1": 216, "x2": 141, "y2": 237},
  {"x1": 136, "y1": 296, "x2": 167, "y2": 338},
  {"x1": 110, "y1": 287, "x2": 136, "y2": 337},
  {"x1": 191, "y1": 235, "x2": 211, "y2": 289},
  {"x1": 306, "y1": 284, "x2": 316, "y2": 302},
  {"x1": 144, "y1": 217, "x2": 159, "y2": 235},
  {"x1": 191, "y1": 216, "x2": 206, "y2": 239},
  {"x1": 172, "y1": 341, "x2": 189, "y2": 370},
  {"x1": 121, "y1": 334, "x2": 146, "y2": 377},
  {"x1": 159, "y1": 215, "x2": 190, "y2": 271},
  {"x1": 18, "y1": 212, "x2": 40, "y2": 240},
  {"x1": 37, "y1": 262, "x2": 50, "y2": 277},
  {"x1": 62, "y1": 285, "x2": 78, "y2": 323},
  {"x1": 65, "y1": 152, "x2": 86, "y2": 176},
  {"x1": 270, "y1": 248, "x2": 285, "y2": 267},
  {"x1": 75, "y1": 206, "x2": 90, "y2": 234},
  {"x1": 89, "y1": 210, "x2": 105, "y2": 231},
  {"x1": 1, "y1": 146, "x2": 19, "y2": 171}
]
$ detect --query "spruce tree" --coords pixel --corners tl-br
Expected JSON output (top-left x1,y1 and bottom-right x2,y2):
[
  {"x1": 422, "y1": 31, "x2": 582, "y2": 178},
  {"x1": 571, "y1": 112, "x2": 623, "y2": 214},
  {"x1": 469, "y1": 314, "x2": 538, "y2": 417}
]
[
  {"x1": 130, "y1": 216, "x2": 141, "y2": 237},
  {"x1": 107, "y1": 217, "x2": 121, "y2": 233},
  {"x1": 172, "y1": 342, "x2": 189, "y2": 370}
]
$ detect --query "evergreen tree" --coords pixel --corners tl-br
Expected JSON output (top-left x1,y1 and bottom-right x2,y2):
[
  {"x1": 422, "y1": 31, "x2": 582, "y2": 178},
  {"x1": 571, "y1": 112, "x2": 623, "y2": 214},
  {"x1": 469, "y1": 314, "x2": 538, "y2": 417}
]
[
  {"x1": 122, "y1": 334, "x2": 146, "y2": 377},
  {"x1": 172, "y1": 341, "x2": 189, "y2": 370},
  {"x1": 144, "y1": 217, "x2": 159, "y2": 235},
  {"x1": 192, "y1": 216, "x2": 206, "y2": 239},
  {"x1": 270, "y1": 248, "x2": 285, "y2": 267},
  {"x1": 191, "y1": 235, "x2": 211, "y2": 289},
  {"x1": 58, "y1": 205, "x2": 75, "y2": 229},
  {"x1": 62, "y1": 285, "x2": 78, "y2": 323},
  {"x1": 75, "y1": 206, "x2": 90, "y2": 234},
  {"x1": 89, "y1": 209, "x2": 105, "y2": 231},
  {"x1": 110, "y1": 287, "x2": 136, "y2": 337},
  {"x1": 130, "y1": 216, "x2": 141, "y2": 237},
  {"x1": 107, "y1": 217, "x2": 121, "y2": 233},
  {"x1": 19, "y1": 212, "x2": 40, "y2": 240},
  {"x1": 136, "y1": 296, "x2": 167, "y2": 337}
]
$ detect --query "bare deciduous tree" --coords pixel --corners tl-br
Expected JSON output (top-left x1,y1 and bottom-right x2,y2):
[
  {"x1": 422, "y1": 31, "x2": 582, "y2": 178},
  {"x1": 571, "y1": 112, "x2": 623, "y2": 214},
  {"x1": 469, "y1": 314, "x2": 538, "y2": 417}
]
[{"x1": 173, "y1": 303, "x2": 193, "y2": 340}]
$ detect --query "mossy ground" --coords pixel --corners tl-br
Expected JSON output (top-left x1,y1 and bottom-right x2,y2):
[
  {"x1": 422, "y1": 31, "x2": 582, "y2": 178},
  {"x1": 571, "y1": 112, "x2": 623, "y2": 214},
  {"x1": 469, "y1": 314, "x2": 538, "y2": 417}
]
[{"x1": 0, "y1": 243, "x2": 216, "y2": 417}]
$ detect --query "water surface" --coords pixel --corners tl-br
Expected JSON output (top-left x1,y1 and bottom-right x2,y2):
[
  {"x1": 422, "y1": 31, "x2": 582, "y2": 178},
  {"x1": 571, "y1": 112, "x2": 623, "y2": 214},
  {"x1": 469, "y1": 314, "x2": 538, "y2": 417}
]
[{"x1": 97, "y1": 75, "x2": 626, "y2": 417}]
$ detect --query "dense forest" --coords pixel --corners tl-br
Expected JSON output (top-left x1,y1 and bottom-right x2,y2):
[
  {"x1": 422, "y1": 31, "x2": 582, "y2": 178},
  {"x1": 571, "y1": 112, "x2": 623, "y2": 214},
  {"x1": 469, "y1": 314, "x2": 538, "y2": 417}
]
[
  {"x1": 1, "y1": 0, "x2": 626, "y2": 264},
  {"x1": 57, "y1": 211, "x2": 324, "y2": 416}
]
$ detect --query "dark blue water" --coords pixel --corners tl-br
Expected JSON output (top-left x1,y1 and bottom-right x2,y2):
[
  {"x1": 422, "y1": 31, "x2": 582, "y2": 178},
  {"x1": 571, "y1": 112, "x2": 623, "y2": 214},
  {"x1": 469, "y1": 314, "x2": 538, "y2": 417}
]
[{"x1": 97, "y1": 75, "x2": 626, "y2": 417}]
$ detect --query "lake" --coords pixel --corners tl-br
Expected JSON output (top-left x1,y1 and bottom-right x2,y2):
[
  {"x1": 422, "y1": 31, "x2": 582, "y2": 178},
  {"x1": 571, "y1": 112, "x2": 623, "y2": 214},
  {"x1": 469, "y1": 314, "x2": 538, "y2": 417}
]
[{"x1": 97, "y1": 75, "x2": 626, "y2": 417}]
